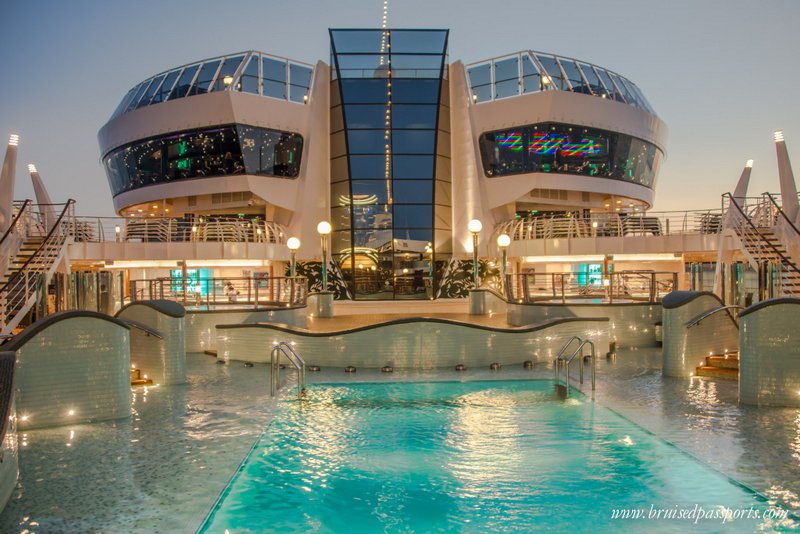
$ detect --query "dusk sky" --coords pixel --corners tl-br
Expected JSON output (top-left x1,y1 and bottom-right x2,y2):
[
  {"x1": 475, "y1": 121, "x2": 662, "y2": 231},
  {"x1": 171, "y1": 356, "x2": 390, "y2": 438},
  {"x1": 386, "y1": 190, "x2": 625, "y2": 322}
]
[{"x1": 1, "y1": 0, "x2": 798, "y2": 217}]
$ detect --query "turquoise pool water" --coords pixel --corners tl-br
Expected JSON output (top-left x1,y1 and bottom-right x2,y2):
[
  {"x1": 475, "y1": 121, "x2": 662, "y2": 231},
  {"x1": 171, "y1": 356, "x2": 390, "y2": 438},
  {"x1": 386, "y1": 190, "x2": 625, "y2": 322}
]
[{"x1": 200, "y1": 380, "x2": 787, "y2": 533}]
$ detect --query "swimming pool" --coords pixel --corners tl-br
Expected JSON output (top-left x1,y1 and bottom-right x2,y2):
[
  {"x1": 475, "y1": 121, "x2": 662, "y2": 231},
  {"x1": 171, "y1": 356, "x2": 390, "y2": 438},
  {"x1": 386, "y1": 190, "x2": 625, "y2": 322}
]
[{"x1": 199, "y1": 380, "x2": 786, "y2": 532}]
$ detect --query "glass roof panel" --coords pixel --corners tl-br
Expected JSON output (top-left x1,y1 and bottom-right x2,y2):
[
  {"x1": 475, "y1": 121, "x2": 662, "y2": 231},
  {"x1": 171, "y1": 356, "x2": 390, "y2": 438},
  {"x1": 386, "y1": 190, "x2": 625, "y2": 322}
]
[
  {"x1": 494, "y1": 56, "x2": 519, "y2": 82},
  {"x1": 169, "y1": 64, "x2": 200, "y2": 100},
  {"x1": 135, "y1": 74, "x2": 166, "y2": 108},
  {"x1": 111, "y1": 88, "x2": 137, "y2": 119},
  {"x1": 192, "y1": 60, "x2": 221, "y2": 94},
  {"x1": 389, "y1": 30, "x2": 447, "y2": 54},
  {"x1": 262, "y1": 56, "x2": 287, "y2": 82},
  {"x1": 289, "y1": 64, "x2": 313, "y2": 87},
  {"x1": 151, "y1": 69, "x2": 181, "y2": 104},
  {"x1": 239, "y1": 56, "x2": 260, "y2": 94},
  {"x1": 125, "y1": 81, "x2": 152, "y2": 112},
  {"x1": 210, "y1": 55, "x2": 245, "y2": 92},
  {"x1": 533, "y1": 54, "x2": 565, "y2": 89},
  {"x1": 467, "y1": 63, "x2": 491, "y2": 88},
  {"x1": 330, "y1": 30, "x2": 385, "y2": 53}
]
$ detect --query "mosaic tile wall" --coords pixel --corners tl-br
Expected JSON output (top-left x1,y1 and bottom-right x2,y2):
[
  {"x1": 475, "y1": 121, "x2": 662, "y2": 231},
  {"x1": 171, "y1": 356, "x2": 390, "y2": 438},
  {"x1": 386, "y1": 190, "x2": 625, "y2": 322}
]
[
  {"x1": 14, "y1": 317, "x2": 130, "y2": 430},
  {"x1": 217, "y1": 319, "x2": 609, "y2": 370},
  {"x1": 184, "y1": 307, "x2": 307, "y2": 352},
  {"x1": 0, "y1": 397, "x2": 18, "y2": 515},
  {"x1": 507, "y1": 302, "x2": 660, "y2": 347},
  {"x1": 118, "y1": 304, "x2": 186, "y2": 385},
  {"x1": 662, "y1": 294, "x2": 739, "y2": 378},
  {"x1": 740, "y1": 300, "x2": 800, "y2": 407}
]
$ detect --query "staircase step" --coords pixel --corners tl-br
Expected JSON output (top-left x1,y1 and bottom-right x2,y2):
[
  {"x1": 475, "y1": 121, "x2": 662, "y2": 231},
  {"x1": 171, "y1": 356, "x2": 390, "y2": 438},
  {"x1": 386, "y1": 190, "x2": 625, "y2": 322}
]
[
  {"x1": 695, "y1": 366, "x2": 739, "y2": 380},
  {"x1": 706, "y1": 356, "x2": 739, "y2": 369}
]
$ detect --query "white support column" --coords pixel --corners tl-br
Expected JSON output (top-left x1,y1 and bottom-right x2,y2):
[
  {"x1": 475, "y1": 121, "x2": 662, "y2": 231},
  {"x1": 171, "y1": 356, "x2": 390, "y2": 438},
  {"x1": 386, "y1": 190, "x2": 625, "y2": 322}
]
[
  {"x1": 732, "y1": 159, "x2": 753, "y2": 204},
  {"x1": 774, "y1": 130, "x2": 799, "y2": 224},
  {"x1": 28, "y1": 164, "x2": 57, "y2": 231},
  {"x1": 0, "y1": 134, "x2": 19, "y2": 234}
]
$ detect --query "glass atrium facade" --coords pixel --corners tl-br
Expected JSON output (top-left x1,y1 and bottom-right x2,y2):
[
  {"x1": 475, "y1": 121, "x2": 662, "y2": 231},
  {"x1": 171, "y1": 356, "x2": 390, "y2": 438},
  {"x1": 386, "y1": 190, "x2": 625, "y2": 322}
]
[
  {"x1": 329, "y1": 29, "x2": 451, "y2": 299},
  {"x1": 479, "y1": 122, "x2": 662, "y2": 189},
  {"x1": 103, "y1": 125, "x2": 303, "y2": 196}
]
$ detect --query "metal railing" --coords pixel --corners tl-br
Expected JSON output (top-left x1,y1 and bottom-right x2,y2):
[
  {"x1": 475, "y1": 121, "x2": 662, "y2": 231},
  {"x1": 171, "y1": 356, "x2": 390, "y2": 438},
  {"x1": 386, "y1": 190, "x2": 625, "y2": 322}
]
[
  {"x1": 686, "y1": 305, "x2": 742, "y2": 330},
  {"x1": 505, "y1": 271, "x2": 677, "y2": 303},
  {"x1": 70, "y1": 216, "x2": 287, "y2": 244},
  {"x1": 271, "y1": 342, "x2": 306, "y2": 400},
  {"x1": 496, "y1": 209, "x2": 724, "y2": 242},
  {"x1": 723, "y1": 194, "x2": 800, "y2": 273},
  {"x1": 129, "y1": 276, "x2": 308, "y2": 308},
  {"x1": 553, "y1": 336, "x2": 596, "y2": 394},
  {"x1": 0, "y1": 200, "x2": 75, "y2": 333}
]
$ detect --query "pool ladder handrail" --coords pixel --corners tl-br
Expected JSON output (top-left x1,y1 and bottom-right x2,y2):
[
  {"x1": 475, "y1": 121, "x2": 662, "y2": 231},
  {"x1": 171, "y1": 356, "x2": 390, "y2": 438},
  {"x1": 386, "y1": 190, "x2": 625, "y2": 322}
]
[
  {"x1": 270, "y1": 342, "x2": 306, "y2": 400},
  {"x1": 553, "y1": 336, "x2": 596, "y2": 394}
]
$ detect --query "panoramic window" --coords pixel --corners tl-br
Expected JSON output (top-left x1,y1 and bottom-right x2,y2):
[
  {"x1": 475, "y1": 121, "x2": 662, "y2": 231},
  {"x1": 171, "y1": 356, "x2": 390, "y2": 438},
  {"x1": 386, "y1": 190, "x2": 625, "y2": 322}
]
[
  {"x1": 103, "y1": 125, "x2": 303, "y2": 196},
  {"x1": 479, "y1": 122, "x2": 662, "y2": 189}
]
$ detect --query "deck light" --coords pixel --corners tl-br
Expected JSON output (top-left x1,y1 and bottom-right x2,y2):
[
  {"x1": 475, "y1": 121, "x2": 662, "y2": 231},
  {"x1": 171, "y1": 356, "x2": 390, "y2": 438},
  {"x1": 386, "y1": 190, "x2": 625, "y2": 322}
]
[
  {"x1": 469, "y1": 219, "x2": 482, "y2": 287},
  {"x1": 223, "y1": 75, "x2": 234, "y2": 86},
  {"x1": 745, "y1": 159, "x2": 754, "y2": 168},
  {"x1": 115, "y1": 225, "x2": 121, "y2": 241},
  {"x1": 774, "y1": 130, "x2": 784, "y2": 143},
  {"x1": 27, "y1": 164, "x2": 37, "y2": 173},
  {"x1": 317, "y1": 221, "x2": 331, "y2": 290},
  {"x1": 287, "y1": 237, "x2": 301, "y2": 277},
  {"x1": 8, "y1": 134, "x2": 19, "y2": 146}
]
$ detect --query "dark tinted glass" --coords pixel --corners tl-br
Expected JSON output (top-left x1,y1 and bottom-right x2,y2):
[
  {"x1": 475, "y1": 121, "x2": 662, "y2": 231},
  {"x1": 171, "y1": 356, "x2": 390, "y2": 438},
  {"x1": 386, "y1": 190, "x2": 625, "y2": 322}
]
[
  {"x1": 345, "y1": 105, "x2": 388, "y2": 128},
  {"x1": 392, "y1": 228, "x2": 432, "y2": 242},
  {"x1": 263, "y1": 79, "x2": 286, "y2": 99},
  {"x1": 290, "y1": 64, "x2": 312, "y2": 87},
  {"x1": 391, "y1": 105, "x2": 437, "y2": 129},
  {"x1": 393, "y1": 205, "x2": 432, "y2": 227},
  {"x1": 331, "y1": 30, "x2": 385, "y2": 53},
  {"x1": 262, "y1": 57, "x2": 286, "y2": 82},
  {"x1": 192, "y1": 60, "x2": 221, "y2": 94},
  {"x1": 152, "y1": 70, "x2": 181, "y2": 103},
  {"x1": 390, "y1": 55, "x2": 443, "y2": 78},
  {"x1": 171, "y1": 65, "x2": 200, "y2": 99},
  {"x1": 350, "y1": 180, "x2": 392, "y2": 204},
  {"x1": 349, "y1": 155, "x2": 387, "y2": 179},
  {"x1": 136, "y1": 75, "x2": 165, "y2": 108},
  {"x1": 211, "y1": 55, "x2": 244, "y2": 92},
  {"x1": 348, "y1": 130, "x2": 387, "y2": 154},
  {"x1": 494, "y1": 57, "x2": 518, "y2": 82},
  {"x1": 393, "y1": 155, "x2": 434, "y2": 178},
  {"x1": 340, "y1": 79, "x2": 390, "y2": 103},
  {"x1": 478, "y1": 122, "x2": 661, "y2": 189},
  {"x1": 392, "y1": 130, "x2": 435, "y2": 154},
  {"x1": 468, "y1": 64, "x2": 491, "y2": 87},
  {"x1": 389, "y1": 31, "x2": 447, "y2": 53},
  {"x1": 240, "y1": 57, "x2": 260, "y2": 94},
  {"x1": 125, "y1": 82, "x2": 151, "y2": 112},
  {"x1": 393, "y1": 180, "x2": 432, "y2": 203},
  {"x1": 392, "y1": 79, "x2": 440, "y2": 103},
  {"x1": 103, "y1": 124, "x2": 303, "y2": 196}
]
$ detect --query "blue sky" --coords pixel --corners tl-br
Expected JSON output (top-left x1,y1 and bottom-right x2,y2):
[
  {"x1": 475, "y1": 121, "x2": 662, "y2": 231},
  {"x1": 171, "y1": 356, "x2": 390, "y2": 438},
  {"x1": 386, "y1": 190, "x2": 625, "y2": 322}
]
[{"x1": 1, "y1": 0, "x2": 798, "y2": 216}]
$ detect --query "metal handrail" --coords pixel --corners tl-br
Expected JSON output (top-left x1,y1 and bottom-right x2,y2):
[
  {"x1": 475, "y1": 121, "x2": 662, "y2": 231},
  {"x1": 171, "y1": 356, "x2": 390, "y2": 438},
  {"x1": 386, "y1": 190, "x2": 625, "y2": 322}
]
[
  {"x1": 270, "y1": 342, "x2": 306, "y2": 400},
  {"x1": 553, "y1": 336, "x2": 596, "y2": 394},
  {"x1": 765, "y1": 192, "x2": 800, "y2": 237},
  {"x1": 0, "y1": 200, "x2": 75, "y2": 332},
  {"x1": 724, "y1": 193, "x2": 800, "y2": 275},
  {"x1": 686, "y1": 305, "x2": 742, "y2": 330},
  {"x1": 0, "y1": 200, "x2": 31, "y2": 246},
  {"x1": 129, "y1": 276, "x2": 308, "y2": 308}
]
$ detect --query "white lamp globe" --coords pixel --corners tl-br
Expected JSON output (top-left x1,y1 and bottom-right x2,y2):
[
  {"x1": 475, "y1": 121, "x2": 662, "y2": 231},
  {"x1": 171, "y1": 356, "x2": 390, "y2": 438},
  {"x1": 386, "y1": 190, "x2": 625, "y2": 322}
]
[
  {"x1": 497, "y1": 233, "x2": 511, "y2": 248},
  {"x1": 317, "y1": 221, "x2": 332, "y2": 235},
  {"x1": 287, "y1": 237, "x2": 301, "y2": 250},
  {"x1": 468, "y1": 219, "x2": 482, "y2": 233}
]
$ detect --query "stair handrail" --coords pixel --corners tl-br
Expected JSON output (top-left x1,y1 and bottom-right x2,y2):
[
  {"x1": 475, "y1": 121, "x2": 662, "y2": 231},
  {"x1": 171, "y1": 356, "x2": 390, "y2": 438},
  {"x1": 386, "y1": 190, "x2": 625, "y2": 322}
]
[
  {"x1": 685, "y1": 305, "x2": 742, "y2": 330},
  {"x1": 270, "y1": 341, "x2": 306, "y2": 400},
  {"x1": 723, "y1": 193, "x2": 800, "y2": 276},
  {"x1": 764, "y1": 192, "x2": 800, "y2": 237},
  {"x1": 0, "y1": 200, "x2": 75, "y2": 294},
  {"x1": 0, "y1": 200, "x2": 32, "y2": 247},
  {"x1": 0, "y1": 200, "x2": 75, "y2": 330}
]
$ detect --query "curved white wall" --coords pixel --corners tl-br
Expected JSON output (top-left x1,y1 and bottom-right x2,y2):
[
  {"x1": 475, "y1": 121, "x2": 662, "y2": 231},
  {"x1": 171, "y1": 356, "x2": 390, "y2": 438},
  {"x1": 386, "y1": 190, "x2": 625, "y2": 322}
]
[
  {"x1": 661, "y1": 293, "x2": 739, "y2": 378},
  {"x1": 117, "y1": 303, "x2": 186, "y2": 385},
  {"x1": 217, "y1": 318, "x2": 609, "y2": 369},
  {"x1": 739, "y1": 300, "x2": 800, "y2": 406},
  {"x1": 185, "y1": 306, "x2": 308, "y2": 352},
  {"x1": 12, "y1": 315, "x2": 131, "y2": 430}
]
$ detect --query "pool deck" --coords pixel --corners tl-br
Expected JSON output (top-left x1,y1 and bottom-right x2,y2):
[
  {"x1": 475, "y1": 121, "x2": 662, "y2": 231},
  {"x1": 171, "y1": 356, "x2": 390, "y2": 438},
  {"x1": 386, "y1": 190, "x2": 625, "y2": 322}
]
[{"x1": 1, "y1": 349, "x2": 798, "y2": 532}]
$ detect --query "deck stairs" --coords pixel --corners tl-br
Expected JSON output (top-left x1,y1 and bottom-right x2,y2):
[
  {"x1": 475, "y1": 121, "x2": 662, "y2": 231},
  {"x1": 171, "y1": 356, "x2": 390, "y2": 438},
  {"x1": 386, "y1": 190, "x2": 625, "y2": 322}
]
[
  {"x1": 724, "y1": 193, "x2": 800, "y2": 297},
  {"x1": 695, "y1": 351, "x2": 739, "y2": 380},
  {"x1": 0, "y1": 200, "x2": 75, "y2": 334}
]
